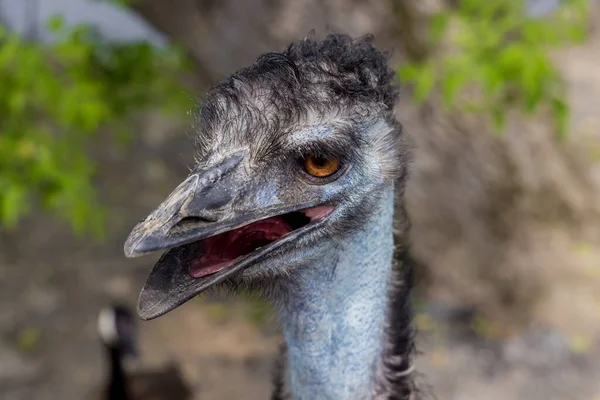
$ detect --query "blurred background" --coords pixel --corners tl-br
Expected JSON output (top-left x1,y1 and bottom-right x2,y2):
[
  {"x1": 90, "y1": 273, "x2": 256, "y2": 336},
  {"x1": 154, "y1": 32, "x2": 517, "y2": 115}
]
[{"x1": 0, "y1": 0, "x2": 599, "y2": 399}]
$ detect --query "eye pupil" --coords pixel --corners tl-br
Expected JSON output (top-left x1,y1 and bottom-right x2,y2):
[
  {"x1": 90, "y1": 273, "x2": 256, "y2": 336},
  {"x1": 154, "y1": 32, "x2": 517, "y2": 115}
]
[{"x1": 314, "y1": 157, "x2": 327, "y2": 166}]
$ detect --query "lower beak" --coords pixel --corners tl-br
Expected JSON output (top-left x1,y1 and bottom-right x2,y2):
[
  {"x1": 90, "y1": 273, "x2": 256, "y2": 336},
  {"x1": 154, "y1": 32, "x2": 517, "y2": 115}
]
[{"x1": 135, "y1": 243, "x2": 229, "y2": 320}]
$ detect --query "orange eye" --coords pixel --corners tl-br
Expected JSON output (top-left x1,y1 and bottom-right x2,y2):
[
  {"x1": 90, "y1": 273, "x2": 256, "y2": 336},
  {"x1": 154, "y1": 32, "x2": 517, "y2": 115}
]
[{"x1": 304, "y1": 155, "x2": 340, "y2": 178}]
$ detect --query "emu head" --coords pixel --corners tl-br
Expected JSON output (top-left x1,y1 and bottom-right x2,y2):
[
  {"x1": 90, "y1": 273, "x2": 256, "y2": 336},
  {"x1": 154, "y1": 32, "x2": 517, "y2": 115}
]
[{"x1": 124, "y1": 34, "x2": 407, "y2": 320}]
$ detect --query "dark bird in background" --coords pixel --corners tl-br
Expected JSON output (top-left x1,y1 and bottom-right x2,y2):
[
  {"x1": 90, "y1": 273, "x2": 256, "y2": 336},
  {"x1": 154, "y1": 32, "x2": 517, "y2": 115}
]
[
  {"x1": 93, "y1": 304, "x2": 192, "y2": 400},
  {"x1": 124, "y1": 33, "x2": 415, "y2": 399}
]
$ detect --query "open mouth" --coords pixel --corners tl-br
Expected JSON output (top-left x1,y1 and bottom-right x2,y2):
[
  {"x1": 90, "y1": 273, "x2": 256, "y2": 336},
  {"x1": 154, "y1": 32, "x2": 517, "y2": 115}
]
[
  {"x1": 129, "y1": 202, "x2": 335, "y2": 320},
  {"x1": 182, "y1": 205, "x2": 334, "y2": 279}
]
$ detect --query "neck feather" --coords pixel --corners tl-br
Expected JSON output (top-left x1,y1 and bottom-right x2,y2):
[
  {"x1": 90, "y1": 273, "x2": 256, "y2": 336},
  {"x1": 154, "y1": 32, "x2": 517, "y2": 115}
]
[{"x1": 276, "y1": 187, "x2": 395, "y2": 400}]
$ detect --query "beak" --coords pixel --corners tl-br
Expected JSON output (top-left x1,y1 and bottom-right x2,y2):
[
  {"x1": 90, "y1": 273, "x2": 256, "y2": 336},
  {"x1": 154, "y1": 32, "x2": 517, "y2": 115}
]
[
  {"x1": 125, "y1": 151, "x2": 251, "y2": 320},
  {"x1": 124, "y1": 151, "x2": 326, "y2": 321},
  {"x1": 124, "y1": 151, "x2": 246, "y2": 258}
]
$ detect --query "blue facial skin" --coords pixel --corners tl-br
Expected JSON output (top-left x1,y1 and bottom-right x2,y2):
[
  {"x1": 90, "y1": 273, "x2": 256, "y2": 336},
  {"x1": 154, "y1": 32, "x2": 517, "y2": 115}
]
[
  {"x1": 254, "y1": 180, "x2": 281, "y2": 208},
  {"x1": 275, "y1": 188, "x2": 395, "y2": 400}
]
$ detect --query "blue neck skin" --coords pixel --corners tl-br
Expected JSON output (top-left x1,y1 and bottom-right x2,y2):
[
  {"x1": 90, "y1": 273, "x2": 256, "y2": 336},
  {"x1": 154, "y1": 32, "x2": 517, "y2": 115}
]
[{"x1": 276, "y1": 187, "x2": 395, "y2": 400}]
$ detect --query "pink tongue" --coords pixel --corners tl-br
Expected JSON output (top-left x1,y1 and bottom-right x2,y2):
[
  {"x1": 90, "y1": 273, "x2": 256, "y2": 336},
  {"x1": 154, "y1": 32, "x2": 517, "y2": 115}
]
[
  {"x1": 304, "y1": 205, "x2": 334, "y2": 220},
  {"x1": 189, "y1": 216, "x2": 292, "y2": 278}
]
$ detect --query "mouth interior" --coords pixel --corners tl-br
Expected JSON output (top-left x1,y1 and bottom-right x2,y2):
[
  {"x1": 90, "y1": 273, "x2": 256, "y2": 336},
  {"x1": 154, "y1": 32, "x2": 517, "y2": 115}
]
[{"x1": 187, "y1": 206, "x2": 333, "y2": 279}]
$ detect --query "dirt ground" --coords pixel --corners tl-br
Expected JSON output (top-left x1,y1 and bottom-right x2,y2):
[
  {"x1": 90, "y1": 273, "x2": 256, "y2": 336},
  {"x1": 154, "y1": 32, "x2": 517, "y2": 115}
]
[{"x1": 2, "y1": 24, "x2": 600, "y2": 400}]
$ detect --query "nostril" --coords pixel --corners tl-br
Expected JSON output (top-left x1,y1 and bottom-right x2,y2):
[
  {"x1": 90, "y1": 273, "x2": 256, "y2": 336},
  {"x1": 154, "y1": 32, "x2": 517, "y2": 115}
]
[
  {"x1": 183, "y1": 212, "x2": 218, "y2": 223},
  {"x1": 171, "y1": 214, "x2": 219, "y2": 233},
  {"x1": 186, "y1": 189, "x2": 232, "y2": 213}
]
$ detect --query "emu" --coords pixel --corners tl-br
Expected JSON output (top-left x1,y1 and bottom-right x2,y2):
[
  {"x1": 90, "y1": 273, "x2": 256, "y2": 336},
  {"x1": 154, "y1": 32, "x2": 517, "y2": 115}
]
[{"x1": 124, "y1": 34, "x2": 415, "y2": 400}]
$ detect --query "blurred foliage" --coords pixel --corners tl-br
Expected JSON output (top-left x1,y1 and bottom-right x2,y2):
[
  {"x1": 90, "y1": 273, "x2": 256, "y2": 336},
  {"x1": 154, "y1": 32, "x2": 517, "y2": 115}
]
[
  {"x1": 105, "y1": 0, "x2": 136, "y2": 8},
  {"x1": 414, "y1": 312, "x2": 440, "y2": 333},
  {"x1": 16, "y1": 326, "x2": 42, "y2": 354},
  {"x1": 399, "y1": 0, "x2": 590, "y2": 136},
  {"x1": 203, "y1": 302, "x2": 232, "y2": 324},
  {"x1": 199, "y1": 292, "x2": 272, "y2": 327},
  {"x1": 0, "y1": 15, "x2": 190, "y2": 236},
  {"x1": 568, "y1": 333, "x2": 592, "y2": 354},
  {"x1": 239, "y1": 292, "x2": 272, "y2": 326},
  {"x1": 470, "y1": 313, "x2": 507, "y2": 340}
]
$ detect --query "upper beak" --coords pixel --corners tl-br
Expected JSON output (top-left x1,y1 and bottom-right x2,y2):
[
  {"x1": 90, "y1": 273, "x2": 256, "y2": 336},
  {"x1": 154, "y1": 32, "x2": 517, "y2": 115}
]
[{"x1": 124, "y1": 151, "x2": 245, "y2": 258}]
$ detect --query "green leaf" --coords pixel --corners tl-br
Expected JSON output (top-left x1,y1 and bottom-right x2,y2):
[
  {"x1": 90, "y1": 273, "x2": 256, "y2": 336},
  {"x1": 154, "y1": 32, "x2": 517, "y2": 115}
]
[
  {"x1": 0, "y1": 16, "x2": 190, "y2": 237},
  {"x1": 413, "y1": 62, "x2": 436, "y2": 104},
  {"x1": 47, "y1": 15, "x2": 65, "y2": 32},
  {"x1": 17, "y1": 327, "x2": 42, "y2": 353},
  {"x1": 491, "y1": 107, "x2": 506, "y2": 132},
  {"x1": 551, "y1": 96, "x2": 569, "y2": 138},
  {"x1": 405, "y1": 0, "x2": 586, "y2": 140},
  {"x1": 1, "y1": 185, "x2": 28, "y2": 228},
  {"x1": 107, "y1": 0, "x2": 133, "y2": 8},
  {"x1": 429, "y1": 13, "x2": 448, "y2": 45},
  {"x1": 481, "y1": 65, "x2": 503, "y2": 98},
  {"x1": 398, "y1": 64, "x2": 420, "y2": 82},
  {"x1": 441, "y1": 69, "x2": 467, "y2": 108},
  {"x1": 8, "y1": 91, "x2": 27, "y2": 115}
]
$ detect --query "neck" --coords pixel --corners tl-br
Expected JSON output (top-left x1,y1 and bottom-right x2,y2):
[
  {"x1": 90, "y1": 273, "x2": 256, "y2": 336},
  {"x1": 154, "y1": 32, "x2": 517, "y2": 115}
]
[
  {"x1": 105, "y1": 345, "x2": 130, "y2": 400},
  {"x1": 276, "y1": 187, "x2": 395, "y2": 400}
]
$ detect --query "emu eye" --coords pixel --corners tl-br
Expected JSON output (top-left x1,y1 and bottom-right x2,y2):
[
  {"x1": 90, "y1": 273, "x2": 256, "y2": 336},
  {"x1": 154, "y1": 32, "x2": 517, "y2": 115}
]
[{"x1": 304, "y1": 155, "x2": 340, "y2": 178}]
